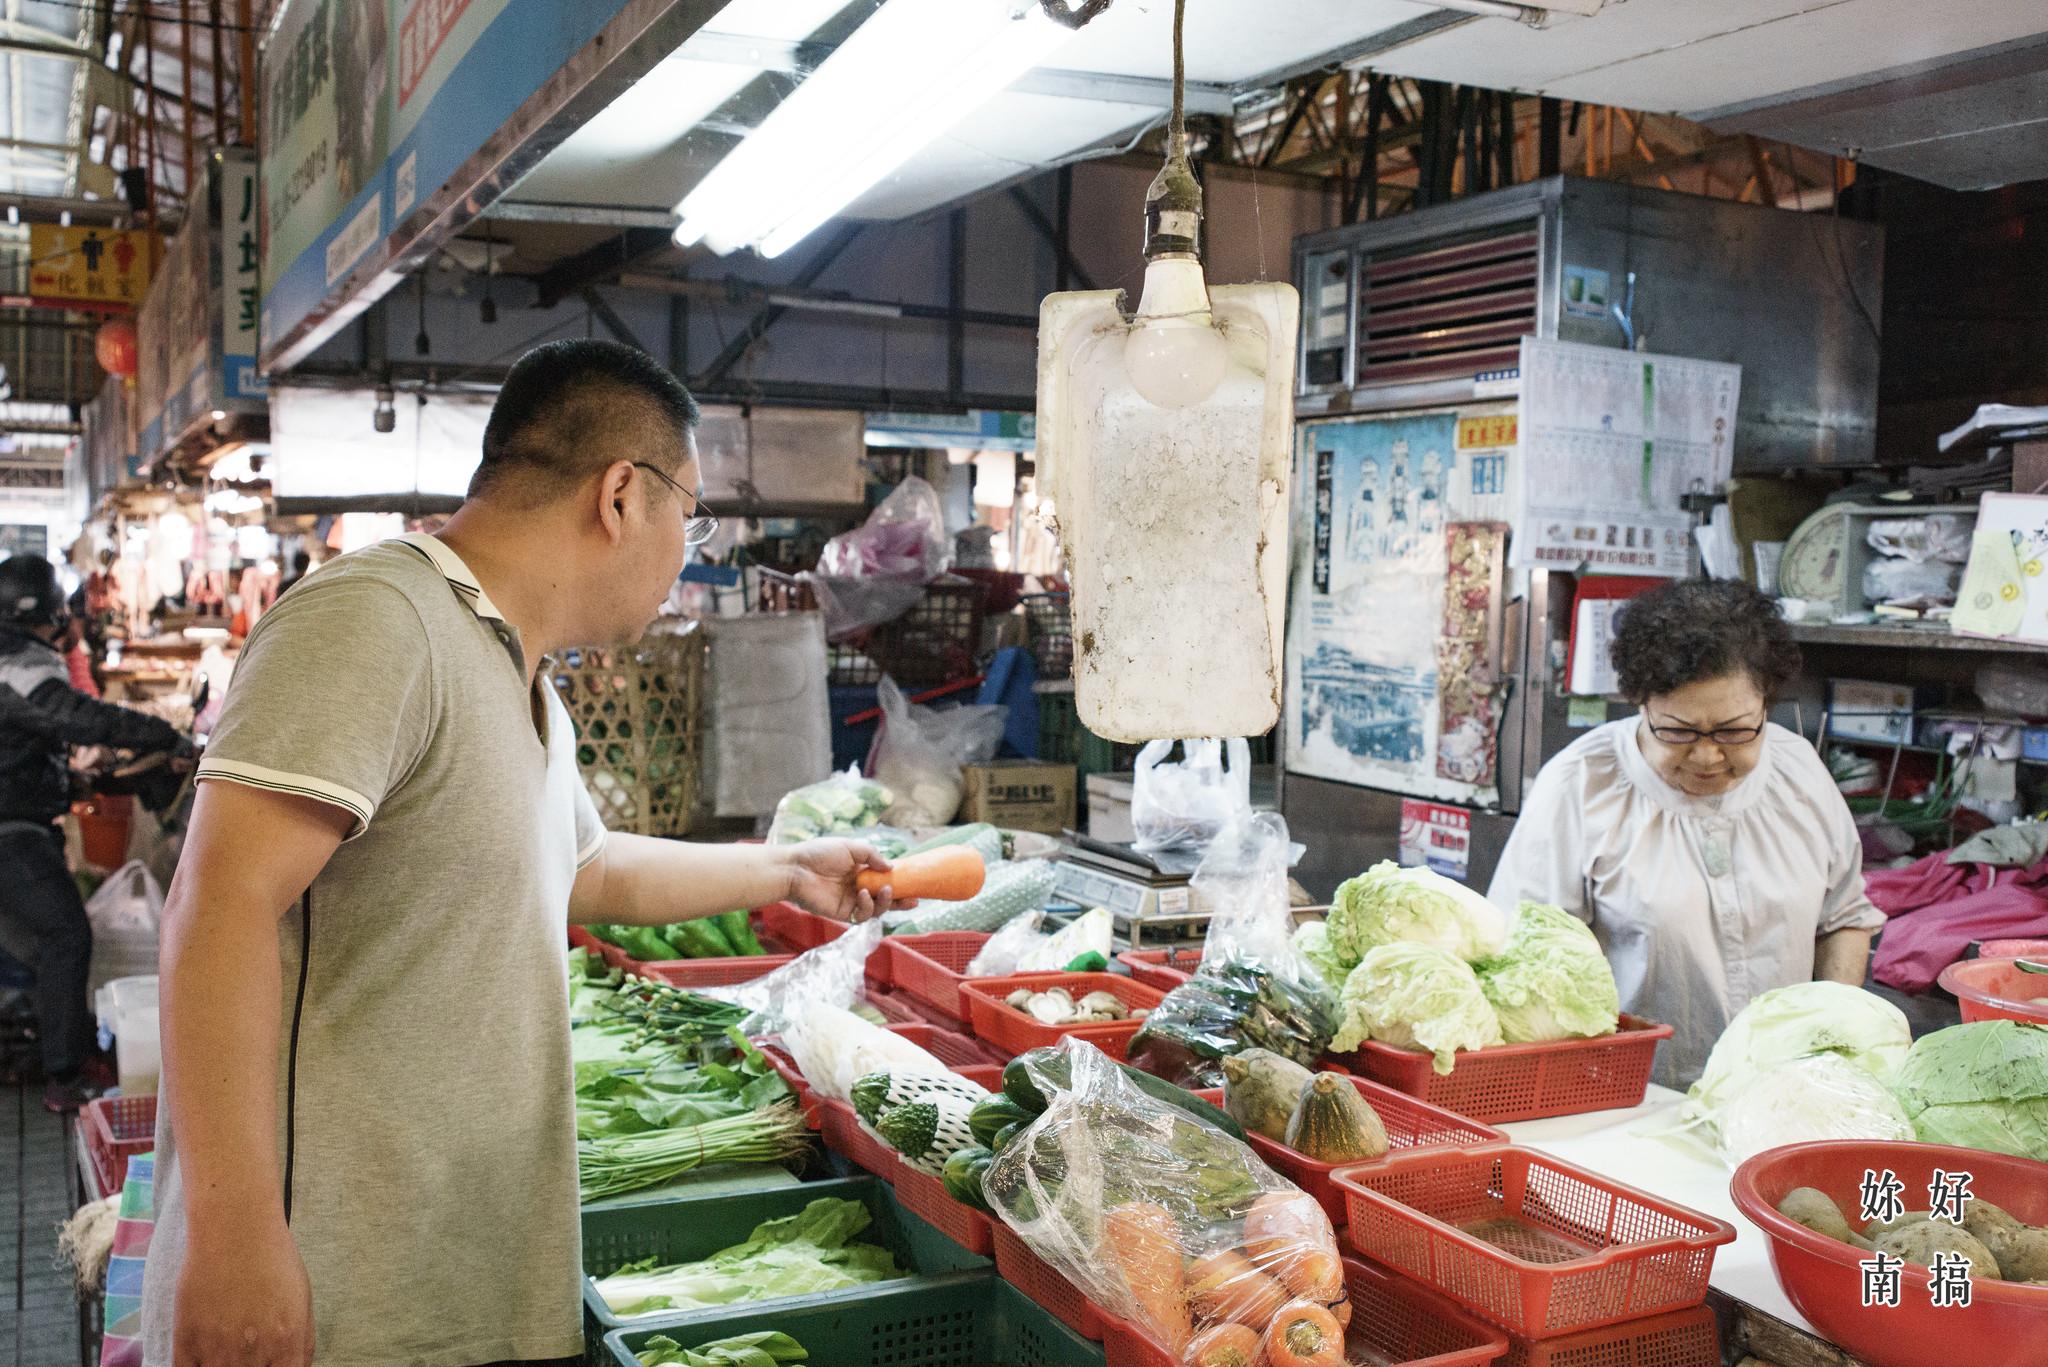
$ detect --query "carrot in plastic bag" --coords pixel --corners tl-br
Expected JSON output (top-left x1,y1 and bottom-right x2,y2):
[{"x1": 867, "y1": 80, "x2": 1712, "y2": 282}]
[
  {"x1": 1264, "y1": 1300, "x2": 1345, "y2": 1367},
  {"x1": 1103, "y1": 1201, "x2": 1190, "y2": 1354},
  {"x1": 1186, "y1": 1250, "x2": 1287, "y2": 1330},
  {"x1": 1242, "y1": 1192, "x2": 1343, "y2": 1302},
  {"x1": 1187, "y1": 1322, "x2": 1262, "y2": 1367}
]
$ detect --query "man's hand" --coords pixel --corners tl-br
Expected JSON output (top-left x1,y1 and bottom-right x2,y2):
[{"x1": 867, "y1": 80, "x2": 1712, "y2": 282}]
[
  {"x1": 173, "y1": 1216, "x2": 313, "y2": 1366},
  {"x1": 782, "y1": 839, "x2": 893, "y2": 923}
]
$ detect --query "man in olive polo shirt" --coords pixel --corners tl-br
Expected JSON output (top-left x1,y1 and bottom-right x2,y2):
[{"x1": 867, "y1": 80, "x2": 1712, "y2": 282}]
[{"x1": 142, "y1": 341, "x2": 892, "y2": 1367}]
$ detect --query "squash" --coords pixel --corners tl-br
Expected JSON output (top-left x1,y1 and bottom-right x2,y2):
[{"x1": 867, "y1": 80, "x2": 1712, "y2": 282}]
[
  {"x1": 1221, "y1": 1049, "x2": 1314, "y2": 1142},
  {"x1": 1284, "y1": 1072, "x2": 1389, "y2": 1164}
]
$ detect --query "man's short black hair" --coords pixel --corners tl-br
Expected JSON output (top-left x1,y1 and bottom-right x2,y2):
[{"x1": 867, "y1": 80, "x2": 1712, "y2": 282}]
[
  {"x1": 1610, "y1": 577, "x2": 1802, "y2": 704},
  {"x1": 470, "y1": 339, "x2": 701, "y2": 502}
]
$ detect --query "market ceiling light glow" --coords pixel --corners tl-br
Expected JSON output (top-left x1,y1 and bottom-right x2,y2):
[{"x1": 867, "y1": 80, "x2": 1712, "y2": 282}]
[{"x1": 674, "y1": 0, "x2": 1074, "y2": 259}]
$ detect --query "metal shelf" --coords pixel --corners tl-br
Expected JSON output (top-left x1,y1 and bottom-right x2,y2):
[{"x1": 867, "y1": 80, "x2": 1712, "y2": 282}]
[{"x1": 1787, "y1": 623, "x2": 2048, "y2": 655}]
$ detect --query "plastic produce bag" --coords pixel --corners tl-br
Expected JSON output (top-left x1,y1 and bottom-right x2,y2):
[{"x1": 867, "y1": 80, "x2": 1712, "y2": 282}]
[
  {"x1": 1127, "y1": 815, "x2": 1338, "y2": 1088},
  {"x1": 884, "y1": 857, "x2": 1059, "y2": 935},
  {"x1": 871, "y1": 677, "x2": 1007, "y2": 828},
  {"x1": 964, "y1": 909, "x2": 1047, "y2": 976},
  {"x1": 766, "y1": 767, "x2": 893, "y2": 844},
  {"x1": 806, "y1": 478, "x2": 953, "y2": 639},
  {"x1": 84, "y1": 861, "x2": 163, "y2": 936},
  {"x1": 1862, "y1": 557, "x2": 1961, "y2": 609},
  {"x1": 710, "y1": 919, "x2": 884, "y2": 1037},
  {"x1": 1713, "y1": 1052, "x2": 1915, "y2": 1167},
  {"x1": 984, "y1": 1038, "x2": 1350, "y2": 1363},
  {"x1": 967, "y1": 907, "x2": 1116, "y2": 976},
  {"x1": 1868, "y1": 514, "x2": 1974, "y2": 564},
  {"x1": 1131, "y1": 738, "x2": 1253, "y2": 853}
]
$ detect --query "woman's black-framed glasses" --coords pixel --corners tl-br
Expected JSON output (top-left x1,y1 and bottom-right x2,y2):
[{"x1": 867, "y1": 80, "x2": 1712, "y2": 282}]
[
  {"x1": 1644, "y1": 715, "x2": 1767, "y2": 747},
  {"x1": 633, "y1": 461, "x2": 719, "y2": 546}
]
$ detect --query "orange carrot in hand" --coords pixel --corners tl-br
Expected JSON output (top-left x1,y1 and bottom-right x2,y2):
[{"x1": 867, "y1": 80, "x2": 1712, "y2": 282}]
[
  {"x1": 1103, "y1": 1202, "x2": 1191, "y2": 1354},
  {"x1": 856, "y1": 845, "x2": 984, "y2": 906},
  {"x1": 1264, "y1": 1300, "x2": 1345, "y2": 1367},
  {"x1": 1187, "y1": 1323, "x2": 1262, "y2": 1367}
]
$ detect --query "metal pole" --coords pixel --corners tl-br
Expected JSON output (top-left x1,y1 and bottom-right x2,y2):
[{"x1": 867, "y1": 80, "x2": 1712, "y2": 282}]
[
  {"x1": 1538, "y1": 97, "x2": 1561, "y2": 177},
  {"x1": 1054, "y1": 166, "x2": 1072, "y2": 292},
  {"x1": 208, "y1": 1, "x2": 228, "y2": 147},
  {"x1": 142, "y1": 7, "x2": 160, "y2": 224},
  {"x1": 946, "y1": 208, "x2": 966, "y2": 402},
  {"x1": 237, "y1": 0, "x2": 255, "y2": 144},
  {"x1": 179, "y1": 0, "x2": 195, "y2": 199}
]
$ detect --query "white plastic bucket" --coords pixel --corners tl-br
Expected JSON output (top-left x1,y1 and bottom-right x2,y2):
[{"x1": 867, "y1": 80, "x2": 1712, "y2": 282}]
[{"x1": 97, "y1": 974, "x2": 160, "y2": 1096}]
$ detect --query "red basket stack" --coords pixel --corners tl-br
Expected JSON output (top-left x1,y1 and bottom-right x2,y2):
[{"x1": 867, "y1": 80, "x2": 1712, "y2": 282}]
[
  {"x1": 1330, "y1": 1015, "x2": 1673, "y2": 1124},
  {"x1": 1100, "y1": 1255, "x2": 1509, "y2": 1367},
  {"x1": 82, "y1": 1094, "x2": 158, "y2": 1198},
  {"x1": 1190, "y1": 1072, "x2": 1505, "y2": 1223},
  {"x1": 993, "y1": 1221, "x2": 1105, "y2": 1341},
  {"x1": 885, "y1": 931, "x2": 993, "y2": 1021},
  {"x1": 1114, "y1": 947, "x2": 1204, "y2": 993},
  {"x1": 1333, "y1": 1145, "x2": 1735, "y2": 1340},
  {"x1": 1496, "y1": 1305, "x2": 1719, "y2": 1367},
  {"x1": 958, "y1": 972, "x2": 1165, "y2": 1060}
]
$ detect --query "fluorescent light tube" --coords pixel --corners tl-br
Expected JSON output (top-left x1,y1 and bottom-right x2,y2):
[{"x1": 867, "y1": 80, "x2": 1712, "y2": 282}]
[{"x1": 675, "y1": 0, "x2": 1072, "y2": 257}]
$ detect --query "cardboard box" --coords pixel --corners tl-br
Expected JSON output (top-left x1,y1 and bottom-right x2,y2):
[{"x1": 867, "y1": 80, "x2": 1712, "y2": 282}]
[{"x1": 959, "y1": 760, "x2": 1078, "y2": 834}]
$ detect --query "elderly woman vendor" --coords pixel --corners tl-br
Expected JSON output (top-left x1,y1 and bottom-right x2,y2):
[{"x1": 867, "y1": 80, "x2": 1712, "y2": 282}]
[{"x1": 1488, "y1": 579, "x2": 1883, "y2": 1085}]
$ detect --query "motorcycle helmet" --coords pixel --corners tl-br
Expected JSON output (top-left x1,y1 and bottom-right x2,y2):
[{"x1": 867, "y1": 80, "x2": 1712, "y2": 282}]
[{"x1": 0, "y1": 555, "x2": 68, "y2": 628}]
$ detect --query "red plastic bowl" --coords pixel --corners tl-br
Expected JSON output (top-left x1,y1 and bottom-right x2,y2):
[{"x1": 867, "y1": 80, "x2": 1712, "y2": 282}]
[
  {"x1": 1979, "y1": 939, "x2": 2048, "y2": 960},
  {"x1": 1938, "y1": 957, "x2": 2048, "y2": 1025},
  {"x1": 1730, "y1": 1140, "x2": 2048, "y2": 1367}
]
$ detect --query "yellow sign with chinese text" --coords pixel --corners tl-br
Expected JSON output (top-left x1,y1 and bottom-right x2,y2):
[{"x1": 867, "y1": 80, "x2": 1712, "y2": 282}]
[
  {"x1": 1456, "y1": 414, "x2": 1517, "y2": 451},
  {"x1": 26, "y1": 225, "x2": 154, "y2": 307}
]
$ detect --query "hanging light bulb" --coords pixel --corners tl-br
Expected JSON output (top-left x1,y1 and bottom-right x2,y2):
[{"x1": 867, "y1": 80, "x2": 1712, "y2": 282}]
[{"x1": 1120, "y1": 85, "x2": 1228, "y2": 409}]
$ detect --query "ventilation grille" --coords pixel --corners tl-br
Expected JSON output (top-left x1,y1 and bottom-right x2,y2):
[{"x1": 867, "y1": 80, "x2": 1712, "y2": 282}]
[{"x1": 1357, "y1": 225, "x2": 1538, "y2": 388}]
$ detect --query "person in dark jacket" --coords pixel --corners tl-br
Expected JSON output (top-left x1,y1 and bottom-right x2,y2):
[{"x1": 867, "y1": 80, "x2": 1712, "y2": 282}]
[{"x1": 0, "y1": 555, "x2": 190, "y2": 1111}]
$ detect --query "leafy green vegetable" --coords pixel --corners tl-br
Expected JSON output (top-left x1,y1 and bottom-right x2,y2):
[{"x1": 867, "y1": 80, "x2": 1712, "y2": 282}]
[
  {"x1": 767, "y1": 769, "x2": 894, "y2": 844},
  {"x1": 1328, "y1": 861, "x2": 1508, "y2": 967},
  {"x1": 1475, "y1": 902, "x2": 1619, "y2": 1043},
  {"x1": 1683, "y1": 981, "x2": 1910, "y2": 1135},
  {"x1": 576, "y1": 1040, "x2": 793, "y2": 1141},
  {"x1": 1126, "y1": 956, "x2": 1337, "y2": 1087},
  {"x1": 595, "y1": 1198, "x2": 904, "y2": 1316},
  {"x1": 1333, "y1": 941, "x2": 1503, "y2": 1072},
  {"x1": 578, "y1": 1105, "x2": 809, "y2": 1201},
  {"x1": 1893, "y1": 1021, "x2": 2048, "y2": 1160},
  {"x1": 1714, "y1": 1053, "x2": 1915, "y2": 1166},
  {"x1": 635, "y1": 1331, "x2": 807, "y2": 1367},
  {"x1": 1291, "y1": 921, "x2": 1349, "y2": 991}
]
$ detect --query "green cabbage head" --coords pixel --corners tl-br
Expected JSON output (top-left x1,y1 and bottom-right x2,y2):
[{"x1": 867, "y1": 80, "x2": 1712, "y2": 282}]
[
  {"x1": 1291, "y1": 920, "x2": 1349, "y2": 992},
  {"x1": 1682, "y1": 981, "x2": 1911, "y2": 1131},
  {"x1": 1329, "y1": 860, "x2": 1508, "y2": 967},
  {"x1": 1333, "y1": 941, "x2": 1503, "y2": 1073},
  {"x1": 1893, "y1": 1020, "x2": 2048, "y2": 1161},
  {"x1": 1476, "y1": 902, "x2": 1620, "y2": 1043}
]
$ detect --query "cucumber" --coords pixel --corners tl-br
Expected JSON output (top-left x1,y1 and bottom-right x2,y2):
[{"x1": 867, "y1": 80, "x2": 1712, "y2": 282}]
[
  {"x1": 942, "y1": 1146, "x2": 995, "y2": 1211},
  {"x1": 969, "y1": 1096, "x2": 1035, "y2": 1149},
  {"x1": 1002, "y1": 1047, "x2": 1246, "y2": 1142},
  {"x1": 991, "y1": 1121, "x2": 1024, "y2": 1151}
]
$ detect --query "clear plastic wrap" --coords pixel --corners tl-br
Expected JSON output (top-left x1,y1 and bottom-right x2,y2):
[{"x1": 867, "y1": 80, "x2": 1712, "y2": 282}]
[
  {"x1": 1131, "y1": 738, "x2": 1253, "y2": 853},
  {"x1": 765, "y1": 766, "x2": 893, "y2": 844},
  {"x1": 984, "y1": 1039, "x2": 1350, "y2": 1364},
  {"x1": 966, "y1": 907, "x2": 1116, "y2": 976},
  {"x1": 1714, "y1": 1052, "x2": 1917, "y2": 1167},
  {"x1": 806, "y1": 478, "x2": 953, "y2": 639},
  {"x1": 711, "y1": 919, "x2": 885, "y2": 1037},
  {"x1": 1127, "y1": 816, "x2": 1338, "y2": 1088},
  {"x1": 964, "y1": 909, "x2": 1048, "y2": 976},
  {"x1": 871, "y1": 677, "x2": 1008, "y2": 828}
]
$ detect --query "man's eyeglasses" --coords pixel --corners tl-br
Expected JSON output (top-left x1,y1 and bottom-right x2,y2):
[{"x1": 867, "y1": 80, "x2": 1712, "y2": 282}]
[
  {"x1": 633, "y1": 462, "x2": 720, "y2": 547},
  {"x1": 1644, "y1": 716, "x2": 1766, "y2": 747}
]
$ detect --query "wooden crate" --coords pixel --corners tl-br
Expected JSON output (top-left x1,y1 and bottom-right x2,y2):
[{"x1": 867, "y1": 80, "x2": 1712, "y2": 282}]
[{"x1": 549, "y1": 625, "x2": 705, "y2": 836}]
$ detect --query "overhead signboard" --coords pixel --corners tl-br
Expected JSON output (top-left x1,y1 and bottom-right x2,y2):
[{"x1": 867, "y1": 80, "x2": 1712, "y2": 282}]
[
  {"x1": 25, "y1": 224, "x2": 154, "y2": 309},
  {"x1": 260, "y1": 0, "x2": 692, "y2": 371},
  {"x1": 137, "y1": 147, "x2": 268, "y2": 465}
]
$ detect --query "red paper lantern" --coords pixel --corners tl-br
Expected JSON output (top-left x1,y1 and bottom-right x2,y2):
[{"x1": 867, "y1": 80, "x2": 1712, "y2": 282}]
[{"x1": 95, "y1": 319, "x2": 138, "y2": 377}]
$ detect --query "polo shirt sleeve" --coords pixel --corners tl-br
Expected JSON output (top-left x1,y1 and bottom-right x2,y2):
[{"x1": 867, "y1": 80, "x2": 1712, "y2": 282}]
[
  {"x1": 196, "y1": 574, "x2": 433, "y2": 839},
  {"x1": 573, "y1": 775, "x2": 606, "y2": 870}
]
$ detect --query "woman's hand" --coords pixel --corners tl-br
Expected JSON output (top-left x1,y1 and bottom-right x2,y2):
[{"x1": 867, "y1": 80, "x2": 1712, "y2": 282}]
[{"x1": 782, "y1": 840, "x2": 894, "y2": 923}]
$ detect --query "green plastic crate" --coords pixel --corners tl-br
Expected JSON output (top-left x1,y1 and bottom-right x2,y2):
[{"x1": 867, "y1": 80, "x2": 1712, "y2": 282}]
[
  {"x1": 580, "y1": 1175, "x2": 988, "y2": 1364},
  {"x1": 603, "y1": 1272, "x2": 1105, "y2": 1367}
]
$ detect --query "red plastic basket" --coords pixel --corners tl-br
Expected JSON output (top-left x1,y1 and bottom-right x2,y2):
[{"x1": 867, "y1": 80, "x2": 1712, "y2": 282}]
[
  {"x1": 1331, "y1": 1014, "x2": 1673, "y2": 1125},
  {"x1": 757, "y1": 902, "x2": 847, "y2": 951},
  {"x1": 885, "y1": 1022, "x2": 1009, "y2": 1069},
  {"x1": 82, "y1": 1094, "x2": 157, "y2": 1199},
  {"x1": 1189, "y1": 1073, "x2": 1506, "y2": 1223},
  {"x1": 1115, "y1": 947, "x2": 1205, "y2": 993},
  {"x1": 1497, "y1": 1304, "x2": 1718, "y2": 1367},
  {"x1": 1731, "y1": 1140, "x2": 2048, "y2": 1367},
  {"x1": 960, "y1": 973, "x2": 1165, "y2": 1059},
  {"x1": 887, "y1": 931, "x2": 994, "y2": 1019},
  {"x1": 817, "y1": 1097, "x2": 901, "y2": 1183},
  {"x1": 1938, "y1": 957, "x2": 2048, "y2": 1025},
  {"x1": 992, "y1": 1221, "x2": 1104, "y2": 1341},
  {"x1": 1102, "y1": 1255, "x2": 1509, "y2": 1367},
  {"x1": 1333, "y1": 1145, "x2": 1735, "y2": 1339},
  {"x1": 875, "y1": 985, "x2": 974, "y2": 1033},
  {"x1": 862, "y1": 989, "x2": 925, "y2": 1027},
  {"x1": 757, "y1": 1044, "x2": 823, "y2": 1128}
]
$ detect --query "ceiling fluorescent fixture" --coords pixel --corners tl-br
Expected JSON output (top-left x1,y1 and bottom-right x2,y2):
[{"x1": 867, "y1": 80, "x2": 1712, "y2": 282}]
[{"x1": 674, "y1": 0, "x2": 1074, "y2": 258}]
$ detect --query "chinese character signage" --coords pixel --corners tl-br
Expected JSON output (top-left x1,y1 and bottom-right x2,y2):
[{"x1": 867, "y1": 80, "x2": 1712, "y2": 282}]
[
  {"x1": 217, "y1": 149, "x2": 263, "y2": 404},
  {"x1": 26, "y1": 224, "x2": 154, "y2": 307},
  {"x1": 261, "y1": 0, "x2": 641, "y2": 367},
  {"x1": 1856, "y1": 1166, "x2": 1981, "y2": 1311},
  {"x1": 1397, "y1": 800, "x2": 1470, "y2": 879}
]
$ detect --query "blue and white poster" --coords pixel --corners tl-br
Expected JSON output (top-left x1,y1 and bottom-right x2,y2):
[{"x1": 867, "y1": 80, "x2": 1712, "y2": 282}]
[{"x1": 1284, "y1": 405, "x2": 1513, "y2": 803}]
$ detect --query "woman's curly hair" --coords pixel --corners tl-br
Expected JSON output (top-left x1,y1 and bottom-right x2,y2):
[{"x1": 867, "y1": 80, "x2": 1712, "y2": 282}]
[{"x1": 1610, "y1": 578, "x2": 1802, "y2": 704}]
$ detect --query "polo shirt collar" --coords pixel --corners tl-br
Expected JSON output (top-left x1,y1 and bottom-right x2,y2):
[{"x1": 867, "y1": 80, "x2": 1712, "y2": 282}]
[{"x1": 394, "y1": 533, "x2": 507, "y2": 622}]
